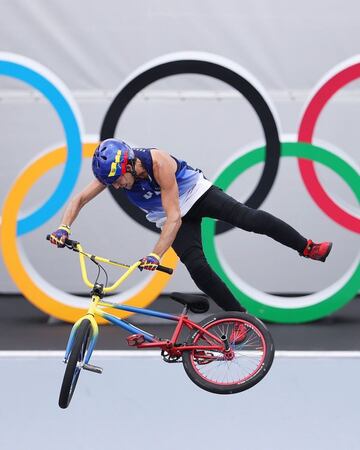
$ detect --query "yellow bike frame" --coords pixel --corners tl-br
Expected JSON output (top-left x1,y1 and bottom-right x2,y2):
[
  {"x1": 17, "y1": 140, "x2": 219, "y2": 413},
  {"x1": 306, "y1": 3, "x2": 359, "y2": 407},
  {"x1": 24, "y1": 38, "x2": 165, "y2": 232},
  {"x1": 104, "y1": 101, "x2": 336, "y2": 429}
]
[{"x1": 61, "y1": 240, "x2": 175, "y2": 364}]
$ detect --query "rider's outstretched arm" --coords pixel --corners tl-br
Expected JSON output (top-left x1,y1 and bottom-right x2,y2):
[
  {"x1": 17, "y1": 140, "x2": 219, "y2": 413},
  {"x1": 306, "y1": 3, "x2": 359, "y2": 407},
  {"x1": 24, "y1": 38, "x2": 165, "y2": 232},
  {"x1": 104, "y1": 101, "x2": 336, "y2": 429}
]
[
  {"x1": 153, "y1": 181, "x2": 182, "y2": 258},
  {"x1": 50, "y1": 179, "x2": 106, "y2": 246},
  {"x1": 152, "y1": 151, "x2": 181, "y2": 258},
  {"x1": 61, "y1": 179, "x2": 106, "y2": 226},
  {"x1": 139, "y1": 150, "x2": 181, "y2": 270}
]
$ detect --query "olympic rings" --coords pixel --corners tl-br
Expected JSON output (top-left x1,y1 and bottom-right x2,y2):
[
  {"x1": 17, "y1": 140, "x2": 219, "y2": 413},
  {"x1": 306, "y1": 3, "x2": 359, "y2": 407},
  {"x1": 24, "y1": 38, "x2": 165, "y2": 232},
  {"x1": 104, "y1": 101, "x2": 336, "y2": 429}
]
[
  {"x1": 298, "y1": 57, "x2": 360, "y2": 233},
  {"x1": 0, "y1": 141, "x2": 178, "y2": 323},
  {"x1": 1, "y1": 52, "x2": 360, "y2": 324},
  {"x1": 202, "y1": 141, "x2": 360, "y2": 323},
  {"x1": 100, "y1": 52, "x2": 281, "y2": 235},
  {"x1": 0, "y1": 53, "x2": 83, "y2": 236}
]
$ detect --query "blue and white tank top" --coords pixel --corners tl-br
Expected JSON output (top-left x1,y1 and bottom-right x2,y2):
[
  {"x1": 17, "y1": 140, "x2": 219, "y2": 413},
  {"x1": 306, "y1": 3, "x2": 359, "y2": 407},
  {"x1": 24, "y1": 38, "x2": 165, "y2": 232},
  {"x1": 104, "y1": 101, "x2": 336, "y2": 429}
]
[{"x1": 125, "y1": 148, "x2": 212, "y2": 228}]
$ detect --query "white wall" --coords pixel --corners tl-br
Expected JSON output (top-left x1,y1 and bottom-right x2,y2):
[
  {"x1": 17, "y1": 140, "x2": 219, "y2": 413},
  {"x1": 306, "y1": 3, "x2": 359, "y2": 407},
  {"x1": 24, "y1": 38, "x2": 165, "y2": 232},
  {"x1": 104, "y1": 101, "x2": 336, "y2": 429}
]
[{"x1": 0, "y1": 353, "x2": 359, "y2": 450}]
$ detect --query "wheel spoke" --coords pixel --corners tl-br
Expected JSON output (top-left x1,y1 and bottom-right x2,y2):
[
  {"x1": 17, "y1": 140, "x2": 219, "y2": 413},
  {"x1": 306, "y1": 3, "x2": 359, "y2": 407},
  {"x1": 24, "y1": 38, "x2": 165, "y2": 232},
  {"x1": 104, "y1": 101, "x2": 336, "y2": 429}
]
[{"x1": 190, "y1": 317, "x2": 269, "y2": 386}]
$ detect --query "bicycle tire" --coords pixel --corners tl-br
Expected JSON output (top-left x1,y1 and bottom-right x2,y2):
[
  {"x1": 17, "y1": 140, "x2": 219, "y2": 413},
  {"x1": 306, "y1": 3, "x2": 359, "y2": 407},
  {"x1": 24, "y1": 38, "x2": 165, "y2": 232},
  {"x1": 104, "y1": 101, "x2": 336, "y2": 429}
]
[
  {"x1": 182, "y1": 312, "x2": 274, "y2": 394},
  {"x1": 58, "y1": 319, "x2": 92, "y2": 409}
]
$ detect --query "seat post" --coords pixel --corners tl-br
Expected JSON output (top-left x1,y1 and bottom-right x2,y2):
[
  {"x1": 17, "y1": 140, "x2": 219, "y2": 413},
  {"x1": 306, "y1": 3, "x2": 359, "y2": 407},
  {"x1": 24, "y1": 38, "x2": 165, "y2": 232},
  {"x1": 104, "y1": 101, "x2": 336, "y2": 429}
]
[{"x1": 181, "y1": 304, "x2": 188, "y2": 315}]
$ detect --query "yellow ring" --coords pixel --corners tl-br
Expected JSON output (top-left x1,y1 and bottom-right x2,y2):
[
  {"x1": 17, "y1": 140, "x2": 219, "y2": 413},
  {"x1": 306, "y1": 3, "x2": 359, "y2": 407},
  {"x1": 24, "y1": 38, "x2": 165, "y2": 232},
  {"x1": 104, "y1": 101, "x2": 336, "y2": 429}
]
[{"x1": 1, "y1": 142, "x2": 178, "y2": 323}]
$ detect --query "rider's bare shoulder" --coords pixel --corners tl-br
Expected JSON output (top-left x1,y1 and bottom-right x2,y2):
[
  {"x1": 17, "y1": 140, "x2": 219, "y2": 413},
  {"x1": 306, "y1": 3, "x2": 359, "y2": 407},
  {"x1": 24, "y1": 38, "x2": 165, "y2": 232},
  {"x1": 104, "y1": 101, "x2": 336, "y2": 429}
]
[{"x1": 150, "y1": 149, "x2": 177, "y2": 178}]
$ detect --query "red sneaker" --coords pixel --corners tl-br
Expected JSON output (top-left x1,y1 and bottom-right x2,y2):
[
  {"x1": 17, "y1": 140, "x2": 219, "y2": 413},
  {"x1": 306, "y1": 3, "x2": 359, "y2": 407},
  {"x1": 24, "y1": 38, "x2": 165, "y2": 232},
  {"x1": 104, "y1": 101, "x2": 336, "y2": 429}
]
[
  {"x1": 229, "y1": 323, "x2": 247, "y2": 345},
  {"x1": 302, "y1": 240, "x2": 333, "y2": 262}
]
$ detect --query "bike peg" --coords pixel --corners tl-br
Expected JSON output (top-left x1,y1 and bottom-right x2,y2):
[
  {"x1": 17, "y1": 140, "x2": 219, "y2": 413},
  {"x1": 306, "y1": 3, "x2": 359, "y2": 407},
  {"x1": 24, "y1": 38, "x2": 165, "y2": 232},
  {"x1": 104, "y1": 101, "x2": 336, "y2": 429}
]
[{"x1": 82, "y1": 363, "x2": 103, "y2": 374}]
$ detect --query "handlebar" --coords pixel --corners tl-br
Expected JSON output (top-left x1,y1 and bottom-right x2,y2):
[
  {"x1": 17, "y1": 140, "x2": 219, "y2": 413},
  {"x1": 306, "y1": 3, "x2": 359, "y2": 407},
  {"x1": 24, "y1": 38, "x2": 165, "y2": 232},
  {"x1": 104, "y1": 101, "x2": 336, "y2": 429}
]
[{"x1": 46, "y1": 235, "x2": 174, "y2": 275}]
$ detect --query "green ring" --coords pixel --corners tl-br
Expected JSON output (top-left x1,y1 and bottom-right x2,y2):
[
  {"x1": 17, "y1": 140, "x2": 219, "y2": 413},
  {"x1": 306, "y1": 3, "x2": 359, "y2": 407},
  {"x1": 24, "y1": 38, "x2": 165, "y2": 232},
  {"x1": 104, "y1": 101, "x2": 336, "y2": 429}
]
[{"x1": 202, "y1": 142, "x2": 360, "y2": 323}]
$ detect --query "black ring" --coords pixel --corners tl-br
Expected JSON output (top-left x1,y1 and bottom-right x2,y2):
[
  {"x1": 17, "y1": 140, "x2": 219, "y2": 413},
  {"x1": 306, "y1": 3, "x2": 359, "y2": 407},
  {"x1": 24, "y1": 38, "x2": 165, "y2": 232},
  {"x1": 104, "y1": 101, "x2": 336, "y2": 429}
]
[{"x1": 100, "y1": 58, "x2": 280, "y2": 234}]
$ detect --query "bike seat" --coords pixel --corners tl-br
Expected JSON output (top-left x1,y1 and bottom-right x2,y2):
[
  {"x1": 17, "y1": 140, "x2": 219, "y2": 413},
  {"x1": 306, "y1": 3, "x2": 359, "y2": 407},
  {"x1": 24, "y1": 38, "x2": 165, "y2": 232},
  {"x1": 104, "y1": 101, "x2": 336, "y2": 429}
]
[{"x1": 170, "y1": 292, "x2": 209, "y2": 314}]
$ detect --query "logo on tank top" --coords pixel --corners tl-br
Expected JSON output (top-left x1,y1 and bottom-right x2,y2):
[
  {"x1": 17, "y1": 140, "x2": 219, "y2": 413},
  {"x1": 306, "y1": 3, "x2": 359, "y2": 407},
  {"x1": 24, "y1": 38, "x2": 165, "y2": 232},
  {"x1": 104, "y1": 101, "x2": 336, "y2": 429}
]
[{"x1": 143, "y1": 190, "x2": 161, "y2": 200}]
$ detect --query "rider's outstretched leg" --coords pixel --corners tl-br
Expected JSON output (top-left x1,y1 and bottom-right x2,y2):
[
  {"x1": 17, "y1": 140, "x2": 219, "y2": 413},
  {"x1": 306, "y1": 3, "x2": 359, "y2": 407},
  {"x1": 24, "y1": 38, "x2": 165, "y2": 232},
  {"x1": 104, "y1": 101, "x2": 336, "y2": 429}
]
[{"x1": 189, "y1": 186, "x2": 332, "y2": 262}]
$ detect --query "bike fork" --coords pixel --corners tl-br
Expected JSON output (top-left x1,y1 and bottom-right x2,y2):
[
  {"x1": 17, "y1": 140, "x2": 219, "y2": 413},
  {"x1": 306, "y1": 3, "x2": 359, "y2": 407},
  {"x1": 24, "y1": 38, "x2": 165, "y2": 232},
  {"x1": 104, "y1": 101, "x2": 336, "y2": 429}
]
[{"x1": 63, "y1": 315, "x2": 100, "y2": 369}]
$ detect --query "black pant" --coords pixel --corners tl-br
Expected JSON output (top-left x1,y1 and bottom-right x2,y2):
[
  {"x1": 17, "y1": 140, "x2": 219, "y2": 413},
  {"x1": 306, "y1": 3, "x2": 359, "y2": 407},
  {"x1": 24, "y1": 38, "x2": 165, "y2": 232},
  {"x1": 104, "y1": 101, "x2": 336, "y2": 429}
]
[{"x1": 172, "y1": 186, "x2": 308, "y2": 312}]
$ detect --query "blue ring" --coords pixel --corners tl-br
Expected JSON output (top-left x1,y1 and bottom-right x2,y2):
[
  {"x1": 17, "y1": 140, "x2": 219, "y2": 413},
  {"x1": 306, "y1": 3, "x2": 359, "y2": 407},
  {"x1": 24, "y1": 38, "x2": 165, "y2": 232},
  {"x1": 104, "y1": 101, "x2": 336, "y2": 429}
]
[{"x1": 0, "y1": 59, "x2": 82, "y2": 236}]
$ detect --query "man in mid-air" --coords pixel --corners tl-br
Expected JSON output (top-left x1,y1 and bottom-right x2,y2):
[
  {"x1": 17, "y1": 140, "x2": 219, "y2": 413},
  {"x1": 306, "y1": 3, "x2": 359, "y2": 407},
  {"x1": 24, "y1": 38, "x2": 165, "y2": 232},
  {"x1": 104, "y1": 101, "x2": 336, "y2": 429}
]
[{"x1": 50, "y1": 138, "x2": 332, "y2": 315}]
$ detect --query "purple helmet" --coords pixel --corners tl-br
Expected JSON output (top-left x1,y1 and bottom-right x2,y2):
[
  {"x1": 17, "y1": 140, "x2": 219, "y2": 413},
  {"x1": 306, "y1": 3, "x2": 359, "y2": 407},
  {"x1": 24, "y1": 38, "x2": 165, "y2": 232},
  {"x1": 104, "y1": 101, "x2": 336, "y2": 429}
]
[{"x1": 92, "y1": 138, "x2": 135, "y2": 185}]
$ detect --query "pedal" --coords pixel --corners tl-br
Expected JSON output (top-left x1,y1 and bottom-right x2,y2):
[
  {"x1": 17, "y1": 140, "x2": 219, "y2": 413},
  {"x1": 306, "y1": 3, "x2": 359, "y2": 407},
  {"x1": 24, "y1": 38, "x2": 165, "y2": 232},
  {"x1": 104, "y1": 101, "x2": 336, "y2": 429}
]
[
  {"x1": 82, "y1": 363, "x2": 103, "y2": 374},
  {"x1": 127, "y1": 334, "x2": 145, "y2": 346}
]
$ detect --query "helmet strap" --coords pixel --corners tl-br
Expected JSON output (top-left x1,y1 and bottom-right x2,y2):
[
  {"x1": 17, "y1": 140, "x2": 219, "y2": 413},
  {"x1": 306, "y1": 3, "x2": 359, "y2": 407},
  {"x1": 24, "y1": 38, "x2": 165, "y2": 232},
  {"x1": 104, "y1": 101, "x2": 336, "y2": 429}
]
[
  {"x1": 126, "y1": 159, "x2": 138, "y2": 179},
  {"x1": 125, "y1": 158, "x2": 146, "y2": 182}
]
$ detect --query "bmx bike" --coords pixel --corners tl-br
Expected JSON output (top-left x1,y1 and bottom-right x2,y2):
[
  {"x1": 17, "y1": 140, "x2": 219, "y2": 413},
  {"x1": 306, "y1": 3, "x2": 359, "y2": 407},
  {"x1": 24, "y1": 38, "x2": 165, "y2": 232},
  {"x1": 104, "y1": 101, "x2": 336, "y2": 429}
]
[{"x1": 47, "y1": 236, "x2": 275, "y2": 409}]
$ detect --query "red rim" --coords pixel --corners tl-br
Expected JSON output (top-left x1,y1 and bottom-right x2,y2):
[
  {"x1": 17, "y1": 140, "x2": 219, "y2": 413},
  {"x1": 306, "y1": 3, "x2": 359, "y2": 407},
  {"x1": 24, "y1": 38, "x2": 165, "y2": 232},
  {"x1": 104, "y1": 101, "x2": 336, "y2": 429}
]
[{"x1": 190, "y1": 318, "x2": 267, "y2": 386}]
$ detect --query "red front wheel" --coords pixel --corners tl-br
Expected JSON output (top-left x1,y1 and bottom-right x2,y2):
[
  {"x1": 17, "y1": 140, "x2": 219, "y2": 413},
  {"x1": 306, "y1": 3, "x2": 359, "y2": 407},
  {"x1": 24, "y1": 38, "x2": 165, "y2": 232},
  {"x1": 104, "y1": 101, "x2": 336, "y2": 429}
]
[{"x1": 182, "y1": 312, "x2": 274, "y2": 394}]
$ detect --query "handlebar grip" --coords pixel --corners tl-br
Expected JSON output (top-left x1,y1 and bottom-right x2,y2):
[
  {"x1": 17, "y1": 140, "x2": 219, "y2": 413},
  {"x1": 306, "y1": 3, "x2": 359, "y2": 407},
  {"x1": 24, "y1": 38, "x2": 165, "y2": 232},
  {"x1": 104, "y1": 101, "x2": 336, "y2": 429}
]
[
  {"x1": 156, "y1": 264, "x2": 173, "y2": 275},
  {"x1": 46, "y1": 235, "x2": 78, "y2": 249}
]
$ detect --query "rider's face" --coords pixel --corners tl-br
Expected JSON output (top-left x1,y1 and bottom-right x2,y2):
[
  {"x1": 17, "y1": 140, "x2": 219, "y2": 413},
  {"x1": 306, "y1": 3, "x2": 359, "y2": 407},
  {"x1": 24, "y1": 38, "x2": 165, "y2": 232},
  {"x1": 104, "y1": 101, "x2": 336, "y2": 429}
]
[{"x1": 112, "y1": 169, "x2": 135, "y2": 190}]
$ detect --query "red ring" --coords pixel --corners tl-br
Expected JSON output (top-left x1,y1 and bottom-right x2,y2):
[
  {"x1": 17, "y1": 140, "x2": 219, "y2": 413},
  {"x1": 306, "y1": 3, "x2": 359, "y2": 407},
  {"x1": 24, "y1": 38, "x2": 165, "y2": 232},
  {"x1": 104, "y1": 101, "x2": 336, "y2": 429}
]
[{"x1": 298, "y1": 62, "x2": 360, "y2": 233}]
